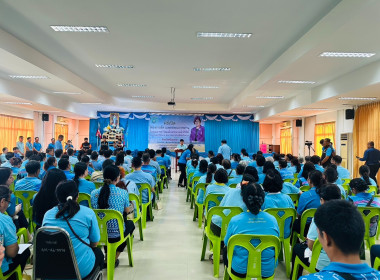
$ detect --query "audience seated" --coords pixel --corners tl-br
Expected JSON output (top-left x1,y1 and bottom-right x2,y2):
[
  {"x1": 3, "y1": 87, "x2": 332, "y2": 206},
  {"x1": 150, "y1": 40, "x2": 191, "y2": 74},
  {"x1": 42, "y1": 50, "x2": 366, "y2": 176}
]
[
  {"x1": 42, "y1": 181, "x2": 104, "y2": 277},
  {"x1": 200, "y1": 168, "x2": 229, "y2": 212},
  {"x1": 15, "y1": 160, "x2": 41, "y2": 191},
  {"x1": 80, "y1": 155, "x2": 94, "y2": 175},
  {"x1": 196, "y1": 164, "x2": 217, "y2": 203},
  {"x1": 255, "y1": 155, "x2": 265, "y2": 175},
  {"x1": 141, "y1": 153, "x2": 157, "y2": 182},
  {"x1": 289, "y1": 158, "x2": 301, "y2": 175},
  {"x1": 54, "y1": 149, "x2": 63, "y2": 163},
  {"x1": 115, "y1": 152, "x2": 130, "y2": 174},
  {"x1": 359, "y1": 165, "x2": 377, "y2": 186},
  {"x1": 0, "y1": 186, "x2": 31, "y2": 277},
  {"x1": 235, "y1": 166, "x2": 259, "y2": 189},
  {"x1": 91, "y1": 159, "x2": 114, "y2": 182},
  {"x1": 91, "y1": 165, "x2": 135, "y2": 267},
  {"x1": 323, "y1": 166, "x2": 346, "y2": 196},
  {"x1": 0, "y1": 148, "x2": 8, "y2": 163},
  {"x1": 227, "y1": 164, "x2": 244, "y2": 186},
  {"x1": 222, "y1": 159, "x2": 236, "y2": 178},
  {"x1": 279, "y1": 160, "x2": 294, "y2": 179},
  {"x1": 223, "y1": 182, "x2": 279, "y2": 278},
  {"x1": 331, "y1": 155, "x2": 350, "y2": 179},
  {"x1": 298, "y1": 162, "x2": 316, "y2": 187},
  {"x1": 10, "y1": 157, "x2": 22, "y2": 175},
  {"x1": 230, "y1": 154, "x2": 241, "y2": 169},
  {"x1": 67, "y1": 148, "x2": 78, "y2": 165},
  {"x1": 73, "y1": 162, "x2": 95, "y2": 195},
  {"x1": 190, "y1": 159, "x2": 207, "y2": 186},
  {"x1": 148, "y1": 150, "x2": 161, "y2": 177},
  {"x1": 91, "y1": 151, "x2": 102, "y2": 171},
  {"x1": 58, "y1": 158, "x2": 75, "y2": 180}
]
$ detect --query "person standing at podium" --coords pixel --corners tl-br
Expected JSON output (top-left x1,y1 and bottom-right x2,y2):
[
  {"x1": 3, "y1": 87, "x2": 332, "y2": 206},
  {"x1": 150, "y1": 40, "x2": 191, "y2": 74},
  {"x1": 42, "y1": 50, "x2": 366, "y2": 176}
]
[{"x1": 176, "y1": 139, "x2": 187, "y2": 150}]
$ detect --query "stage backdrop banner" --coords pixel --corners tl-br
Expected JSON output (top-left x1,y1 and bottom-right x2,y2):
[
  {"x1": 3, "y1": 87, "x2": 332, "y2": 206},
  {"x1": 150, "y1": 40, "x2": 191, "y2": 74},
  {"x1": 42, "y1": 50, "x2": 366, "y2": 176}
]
[{"x1": 148, "y1": 115, "x2": 205, "y2": 152}]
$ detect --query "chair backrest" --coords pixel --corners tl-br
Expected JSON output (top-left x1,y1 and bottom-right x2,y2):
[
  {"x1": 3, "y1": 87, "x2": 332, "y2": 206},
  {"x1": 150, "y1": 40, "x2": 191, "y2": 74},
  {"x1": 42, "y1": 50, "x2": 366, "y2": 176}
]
[
  {"x1": 93, "y1": 209, "x2": 125, "y2": 244},
  {"x1": 191, "y1": 176, "x2": 201, "y2": 187},
  {"x1": 128, "y1": 193, "x2": 142, "y2": 221},
  {"x1": 300, "y1": 185, "x2": 310, "y2": 192},
  {"x1": 307, "y1": 239, "x2": 323, "y2": 271},
  {"x1": 205, "y1": 206, "x2": 243, "y2": 239},
  {"x1": 342, "y1": 178, "x2": 351, "y2": 186},
  {"x1": 226, "y1": 234, "x2": 281, "y2": 279},
  {"x1": 33, "y1": 226, "x2": 82, "y2": 279},
  {"x1": 229, "y1": 183, "x2": 237, "y2": 189},
  {"x1": 286, "y1": 193, "x2": 300, "y2": 208},
  {"x1": 299, "y1": 208, "x2": 317, "y2": 241},
  {"x1": 14, "y1": 190, "x2": 37, "y2": 220},
  {"x1": 264, "y1": 208, "x2": 296, "y2": 240},
  {"x1": 367, "y1": 185, "x2": 378, "y2": 195},
  {"x1": 78, "y1": 193, "x2": 92, "y2": 208},
  {"x1": 159, "y1": 165, "x2": 167, "y2": 175},
  {"x1": 357, "y1": 206, "x2": 380, "y2": 238},
  {"x1": 136, "y1": 183, "x2": 152, "y2": 204},
  {"x1": 204, "y1": 193, "x2": 225, "y2": 212},
  {"x1": 194, "y1": 183, "x2": 207, "y2": 197},
  {"x1": 94, "y1": 181, "x2": 103, "y2": 189}
]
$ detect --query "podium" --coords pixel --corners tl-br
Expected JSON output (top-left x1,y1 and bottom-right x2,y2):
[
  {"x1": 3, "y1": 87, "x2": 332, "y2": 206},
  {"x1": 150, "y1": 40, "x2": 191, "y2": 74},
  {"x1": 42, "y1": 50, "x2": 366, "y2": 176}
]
[{"x1": 174, "y1": 149, "x2": 184, "y2": 173}]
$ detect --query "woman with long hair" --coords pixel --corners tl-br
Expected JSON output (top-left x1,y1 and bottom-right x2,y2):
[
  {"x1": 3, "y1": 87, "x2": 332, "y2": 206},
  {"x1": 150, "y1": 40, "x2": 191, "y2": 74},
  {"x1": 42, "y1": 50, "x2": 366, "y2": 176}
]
[
  {"x1": 73, "y1": 162, "x2": 96, "y2": 195},
  {"x1": 196, "y1": 163, "x2": 217, "y2": 204}
]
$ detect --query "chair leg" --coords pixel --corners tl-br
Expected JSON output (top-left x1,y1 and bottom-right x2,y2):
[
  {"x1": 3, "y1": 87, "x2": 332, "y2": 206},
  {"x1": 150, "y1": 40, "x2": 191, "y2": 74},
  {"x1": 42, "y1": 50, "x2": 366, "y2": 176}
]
[
  {"x1": 223, "y1": 267, "x2": 229, "y2": 280},
  {"x1": 149, "y1": 203, "x2": 154, "y2": 221},
  {"x1": 193, "y1": 205, "x2": 197, "y2": 222},
  {"x1": 107, "y1": 244, "x2": 117, "y2": 280},
  {"x1": 190, "y1": 193, "x2": 194, "y2": 209},
  {"x1": 283, "y1": 238, "x2": 291, "y2": 278},
  {"x1": 198, "y1": 205, "x2": 203, "y2": 228},
  {"x1": 142, "y1": 205, "x2": 147, "y2": 229},
  {"x1": 127, "y1": 236, "x2": 134, "y2": 267},
  {"x1": 138, "y1": 218, "x2": 144, "y2": 241},
  {"x1": 201, "y1": 234, "x2": 208, "y2": 261},
  {"x1": 213, "y1": 241, "x2": 221, "y2": 278},
  {"x1": 291, "y1": 257, "x2": 301, "y2": 280}
]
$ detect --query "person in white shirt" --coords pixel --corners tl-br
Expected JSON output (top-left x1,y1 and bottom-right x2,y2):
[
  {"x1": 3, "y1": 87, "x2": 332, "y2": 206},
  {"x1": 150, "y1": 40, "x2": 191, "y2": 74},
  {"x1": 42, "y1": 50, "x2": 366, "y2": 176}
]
[
  {"x1": 217, "y1": 140, "x2": 232, "y2": 161},
  {"x1": 16, "y1": 136, "x2": 25, "y2": 156},
  {"x1": 176, "y1": 139, "x2": 187, "y2": 150}
]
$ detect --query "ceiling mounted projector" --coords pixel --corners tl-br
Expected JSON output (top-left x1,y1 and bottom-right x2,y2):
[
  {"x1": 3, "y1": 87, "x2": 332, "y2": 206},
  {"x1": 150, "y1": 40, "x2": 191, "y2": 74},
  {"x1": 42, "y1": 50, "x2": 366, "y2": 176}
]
[
  {"x1": 168, "y1": 101, "x2": 176, "y2": 106},
  {"x1": 168, "y1": 87, "x2": 176, "y2": 107}
]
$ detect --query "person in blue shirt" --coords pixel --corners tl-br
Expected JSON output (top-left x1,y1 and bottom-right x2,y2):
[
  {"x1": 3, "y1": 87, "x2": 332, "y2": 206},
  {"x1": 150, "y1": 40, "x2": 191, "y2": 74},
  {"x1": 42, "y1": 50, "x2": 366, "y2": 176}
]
[
  {"x1": 162, "y1": 147, "x2": 172, "y2": 179},
  {"x1": 261, "y1": 169, "x2": 295, "y2": 239},
  {"x1": 348, "y1": 178, "x2": 380, "y2": 207},
  {"x1": 115, "y1": 152, "x2": 130, "y2": 174},
  {"x1": 73, "y1": 162, "x2": 95, "y2": 196},
  {"x1": 54, "y1": 149, "x2": 63, "y2": 164},
  {"x1": 297, "y1": 162, "x2": 316, "y2": 188},
  {"x1": 241, "y1": 150, "x2": 251, "y2": 163},
  {"x1": 43, "y1": 181, "x2": 104, "y2": 277},
  {"x1": 300, "y1": 199, "x2": 380, "y2": 280},
  {"x1": 210, "y1": 156, "x2": 223, "y2": 170},
  {"x1": 46, "y1": 148, "x2": 54, "y2": 159},
  {"x1": 125, "y1": 157, "x2": 156, "y2": 206},
  {"x1": 255, "y1": 155, "x2": 265, "y2": 175},
  {"x1": 91, "y1": 165, "x2": 135, "y2": 267},
  {"x1": 80, "y1": 156, "x2": 94, "y2": 176},
  {"x1": 39, "y1": 156, "x2": 57, "y2": 179},
  {"x1": 323, "y1": 166, "x2": 346, "y2": 198},
  {"x1": 205, "y1": 150, "x2": 214, "y2": 164},
  {"x1": 20, "y1": 151, "x2": 33, "y2": 169},
  {"x1": 148, "y1": 150, "x2": 161, "y2": 178},
  {"x1": 321, "y1": 138, "x2": 335, "y2": 168},
  {"x1": 124, "y1": 150, "x2": 133, "y2": 168},
  {"x1": 202, "y1": 168, "x2": 230, "y2": 212},
  {"x1": 67, "y1": 148, "x2": 78, "y2": 165},
  {"x1": 178, "y1": 144, "x2": 193, "y2": 188},
  {"x1": 259, "y1": 161, "x2": 275, "y2": 184},
  {"x1": 64, "y1": 140, "x2": 74, "y2": 152},
  {"x1": 55, "y1": 134, "x2": 64, "y2": 150},
  {"x1": 90, "y1": 151, "x2": 102, "y2": 171},
  {"x1": 25, "y1": 137, "x2": 33, "y2": 153},
  {"x1": 359, "y1": 165, "x2": 377, "y2": 187},
  {"x1": 273, "y1": 153, "x2": 281, "y2": 169},
  {"x1": 0, "y1": 186, "x2": 31, "y2": 277},
  {"x1": 217, "y1": 140, "x2": 232, "y2": 161},
  {"x1": 15, "y1": 160, "x2": 41, "y2": 191},
  {"x1": 230, "y1": 153, "x2": 241, "y2": 170},
  {"x1": 236, "y1": 166, "x2": 259, "y2": 189},
  {"x1": 228, "y1": 164, "x2": 245, "y2": 186},
  {"x1": 331, "y1": 155, "x2": 350, "y2": 179},
  {"x1": 58, "y1": 158, "x2": 75, "y2": 180},
  {"x1": 33, "y1": 137, "x2": 42, "y2": 153},
  {"x1": 279, "y1": 160, "x2": 294, "y2": 179},
  {"x1": 356, "y1": 141, "x2": 380, "y2": 185},
  {"x1": 196, "y1": 164, "x2": 217, "y2": 203},
  {"x1": 223, "y1": 182, "x2": 279, "y2": 278},
  {"x1": 187, "y1": 159, "x2": 198, "y2": 181},
  {"x1": 310, "y1": 155, "x2": 325, "y2": 173},
  {"x1": 190, "y1": 159, "x2": 207, "y2": 186},
  {"x1": 47, "y1": 138, "x2": 55, "y2": 150},
  {"x1": 10, "y1": 157, "x2": 22, "y2": 175},
  {"x1": 141, "y1": 153, "x2": 157, "y2": 182},
  {"x1": 291, "y1": 184, "x2": 341, "y2": 279},
  {"x1": 222, "y1": 159, "x2": 237, "y2": 178},
  {"x1": 288, "y1": 158, "x2": 301, "y2": 175},
  {"x1": 0, "y1": 147, "x2": 8, "y2": 164}
]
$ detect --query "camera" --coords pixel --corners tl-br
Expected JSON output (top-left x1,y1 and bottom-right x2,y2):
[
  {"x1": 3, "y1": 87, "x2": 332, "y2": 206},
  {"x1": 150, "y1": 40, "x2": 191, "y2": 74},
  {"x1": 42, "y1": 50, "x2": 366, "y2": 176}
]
[{"x1": 305, "y1": 141, "x2": 313, "y2": 147}]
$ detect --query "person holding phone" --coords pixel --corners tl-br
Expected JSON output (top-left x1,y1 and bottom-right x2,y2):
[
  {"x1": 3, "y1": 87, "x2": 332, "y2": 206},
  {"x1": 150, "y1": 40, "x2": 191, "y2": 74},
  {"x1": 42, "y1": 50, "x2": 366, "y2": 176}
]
[{"x1": 356, "y1": 141, "x2": 380, "y2": 185}]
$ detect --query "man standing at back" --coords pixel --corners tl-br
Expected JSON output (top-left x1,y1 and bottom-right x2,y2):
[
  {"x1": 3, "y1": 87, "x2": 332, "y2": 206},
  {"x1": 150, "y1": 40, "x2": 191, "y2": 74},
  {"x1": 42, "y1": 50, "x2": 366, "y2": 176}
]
[
  {"x1": 16, "y1": 136, "x2": 25, "y2": 157},
  {"x1": 218, "y1": 140, "x2": 232, "y2": 160},
  {"x1": 357, "y1": 141, "x2": 380, "y2": 185},
  {"x1": 33, "y1": 137, "x2": 42, "y2": 153},
  {"x1": 55, "y1": 135, "x2": 64, "y2": 151}
]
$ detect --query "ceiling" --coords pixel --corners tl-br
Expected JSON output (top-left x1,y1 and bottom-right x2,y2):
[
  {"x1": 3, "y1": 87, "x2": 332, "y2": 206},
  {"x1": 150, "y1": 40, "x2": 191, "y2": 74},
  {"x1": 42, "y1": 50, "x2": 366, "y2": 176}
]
[{"x1": 0, "y1": 0, "x2": 380, "y2": 121}]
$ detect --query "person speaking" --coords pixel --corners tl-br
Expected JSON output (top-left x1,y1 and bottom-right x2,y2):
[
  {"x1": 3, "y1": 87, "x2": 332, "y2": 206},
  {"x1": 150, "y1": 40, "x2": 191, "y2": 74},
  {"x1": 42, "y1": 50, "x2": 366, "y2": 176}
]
[{"x1": 356, "y1": 141, "x2": 380, "y2": 185}]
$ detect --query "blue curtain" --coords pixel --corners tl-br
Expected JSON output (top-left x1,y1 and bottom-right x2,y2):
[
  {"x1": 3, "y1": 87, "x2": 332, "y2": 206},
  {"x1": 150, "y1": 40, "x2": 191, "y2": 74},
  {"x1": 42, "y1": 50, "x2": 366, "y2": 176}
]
[
  {"x1": 89, "y1": 119, "x2": 99, "y2": 150},
  {"x1": 205, "y1": 121, "x2": 259, "y2": 154},
  {"x1": 125, "y1": 118, "x2": 149, "y2": 151}
]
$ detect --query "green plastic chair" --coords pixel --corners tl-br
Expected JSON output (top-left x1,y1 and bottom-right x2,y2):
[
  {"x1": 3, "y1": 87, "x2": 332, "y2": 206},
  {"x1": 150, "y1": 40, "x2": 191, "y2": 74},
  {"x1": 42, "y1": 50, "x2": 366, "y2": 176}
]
[
  {"x1": 357, "y1": 206, "x2": 380, "y2": 251},
  {"x1": 299, "y1": 185, "x2": 310, "y2": 192},
  {"x1": 291, "y1": 208, "x2": 317, "y2": 252},
  {"x1": 287, "y1": 193, "x2": 300, "y2": 208},
  {"x1": 78, "y1": 193, "x2": 92, "y2": 208},
  {"x1": 200, "y1": 206, "x2": 243, "y2": 278},
  {"x1": 136, "y1": 183, "x2": 153, "y2": 229},
  {"x1": 342, "y1": 184, "x2": 350, "y2": 196},
  {"x1": 264, "y1": 208, "x2": 296, "y2": 278},
  {"x1": 154, "y1": 180, "x2": 160, "y2": 200},
  {"x1": 186, "y1": 172, "x2": 195, "y2": 196},
  {"x1": 17, "y1": 227, "x2": 28, "y2": 244},
  {"x1": 193, "y1": 183, "x2": 207, "y2": 228},
  {"x1": 374, "y1": 256, "x2": 380, "y2": 270},
  {"x1": 0, "y1": 265, "x2": 22, "y2": 280},
  {"x1": 159, "y1": 165, "x2": 168, "y2": 191},
  {"x1": 28, "y1": 206, "x2": 36, "y2": 234},
  {"x1": 93, "y1": 209, "x2": 133, "y2": 280},
  {"x1": 342, "y1": 178, "x2": 351, "y2": 186},
  {"x1": 84, "y1": 175, "x2": 91, "y2": 181},
  {"x1": 294, "y1": 173, "x2": 299, "y2": 179},
  {"x1": 291, "y1": 239, "x2": 322, "y2": 280},
  {"x1": 368, "y1": 185, "x2": 378, "y2": 195},
  {"x1": 223, "y1": 234, "x2": 281, "y2": 280},
  {"x1": 94, "y1": 181, "x2": 103, "y2": 189},
  {"x1": 229, "y1": 184, "x2": 237, "y2": 189},
  {"x1": 188, "y1": 176, "x2": 201, "y2": 207},
  {"x1": 128, "y1": 193, "x2": 143, "y2": 241},
  {"x1": 14, "y1": 190, "x2": 37, "y2": 220},
  {"x1": 204, "y1": 193, "x2": 225, "y2": 216}
]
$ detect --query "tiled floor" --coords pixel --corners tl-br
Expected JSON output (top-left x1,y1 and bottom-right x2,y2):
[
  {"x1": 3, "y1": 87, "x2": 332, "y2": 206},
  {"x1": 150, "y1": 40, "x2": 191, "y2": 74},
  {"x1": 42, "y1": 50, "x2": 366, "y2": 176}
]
[{"x1": 113, "y1": 177, "x2": 290, "y2": 280}]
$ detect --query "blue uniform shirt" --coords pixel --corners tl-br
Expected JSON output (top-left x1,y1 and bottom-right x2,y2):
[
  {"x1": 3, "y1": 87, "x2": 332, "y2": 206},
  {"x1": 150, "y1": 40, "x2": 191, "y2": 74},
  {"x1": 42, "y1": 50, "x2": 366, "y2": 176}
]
[
  {"x1": 26, "y1": 142, "x2": 33, "y2": 151},
  {"x1": 227, "y1": 175, "x2": 243, "y2": 186},
  {"x1": 359, "y1": 148, "x2": 380, "y2": 165},
  {"x1": 300, "y1": 262, "x2": 380, "y2": 280},
  {"x1": 0, "y1": 213, "x2": 18, "y2": 273},
  {"x1": 55, "y1": 140, "x2": 63, "y2": 150},
  {"x1": 218, "y1": 144, "x2": 232, "y2": 160},
  {"x1": 279, "y1": 168, "x2": 294, "y2": 179},
  {"x1": 224, "y1": 211, "x2": 279, "y2": 277},
  {"x1": 63, "y1": 170, "x2": 75, "y2": 180},
  {"x1": 297, "y1": 187, "x2": 321, "y2": 215},
  {"x1": 33, "y1": 142, "x2": 42, "y2": 152},
  {"x1": 282, "y1": 182, "x2": 301, "y2": 194},
  {"x1": 91, "y1": 160, "x2": 102, "y2": 171},
  {"x1": 78, "y1": 178, "x2": 96, "y2": 195},
  {"x1": 125, "y1": 170, "x2": 155, "y2": 203},
  {"x1": 48, "y1": 143, "x2": 55, "y2": 150},
  {"x1": 15, "y1": 177, "x2": 41, "y2": 191},
  {"x1": 42, "y1": 206, "x2": 100, "y2": 278},
  {"x1": 178, "y1": 150, "x2": 191, "y2": 164},
  {"x1": 204, "y1": 183, "x2": 229, "y2": 211},
  {"x1": 141, "y1": 164, "x2": 157, "y2": 181}
]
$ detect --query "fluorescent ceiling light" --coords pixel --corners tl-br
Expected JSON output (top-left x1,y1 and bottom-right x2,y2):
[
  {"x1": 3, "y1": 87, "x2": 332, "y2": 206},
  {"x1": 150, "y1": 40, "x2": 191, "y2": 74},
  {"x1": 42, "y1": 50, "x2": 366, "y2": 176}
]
[
  {"x1": 131, "y1": 95, "x2": 155, "y2": 98},
  {"x1": 256, "y1": 96, "x2": 284, "y2": 99},
  {"x1": 244, "y1": 105, "x2": 265, "y2": 108},
  {"x1": 338, "y1": 97, "x2": 377, "y2": 100},
  {"x1": 53, "y1": 91, "x2": 82, "y2": 95},
  {"x1": 191, "y1": 97, "x2": 214, "y2": 100},
  {"x1": 278, "y1": 80, "x2": 316, "y2": 84},
  {"x1": 192, "y1": 86, "x2": 219, "y2": 89},
  {"x1": 50, "y1": 26, "x2": 109, "y2": 32},
  {"x1": 4, "y1": 102, "x2": 32, "y2": 105},
  {"x1": 302, "y1": 108, "x2": 330, "y2": 111},
  {"x1": 95, "y1": 64, "x2": 134, "y2": 69},
  {"x1": 320, "y1": 52, "x2": 376, "y2": 58},
  {"x1": 9, "y1": 75, "x2": 49, "y2": 79},
  {"x1": 193, "y1": 67, "x2": 230, "y2": 72},
  {"x1": 117, "y1": 83, "x2": 147, "y2": 87},
  {"x1": 197, "y1": 32, "x2": 252, "y2": 38},
  {"x1": 80, "y1": 102, "x2": 101, "y2": 105}
]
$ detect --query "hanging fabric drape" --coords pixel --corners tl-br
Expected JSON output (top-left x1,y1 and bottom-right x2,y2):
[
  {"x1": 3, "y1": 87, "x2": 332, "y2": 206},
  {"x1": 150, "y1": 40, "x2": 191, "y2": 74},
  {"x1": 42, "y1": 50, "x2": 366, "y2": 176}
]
[
  {"x1": 280, "y1": 128, "x2": 292, "y2": 154},
  {"x1": 55, "y1": 124, "x2": 68, "y2": 142},
  {"x1": 314, "y1": 122, "x2": 335, "y2": 157},
  {"x1": 353, "y1": 102, "x2": 380, "y2": 182},
  {"x1": 0, "y1": 115, "x2": 34, "y2": 151}
]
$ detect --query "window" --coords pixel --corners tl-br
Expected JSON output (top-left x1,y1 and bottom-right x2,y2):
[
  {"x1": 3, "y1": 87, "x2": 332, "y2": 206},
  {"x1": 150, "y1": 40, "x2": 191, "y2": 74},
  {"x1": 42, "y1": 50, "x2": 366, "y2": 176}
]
[
  {"x1": 280, "y1": 128, "x2": 292, "y2": 154},
  {"x1": 0, "y1": 115, "x2": 34, "y2": 151},
  {"x1": 314, "y1": 122, "x2": 335, "y2": 156}
]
